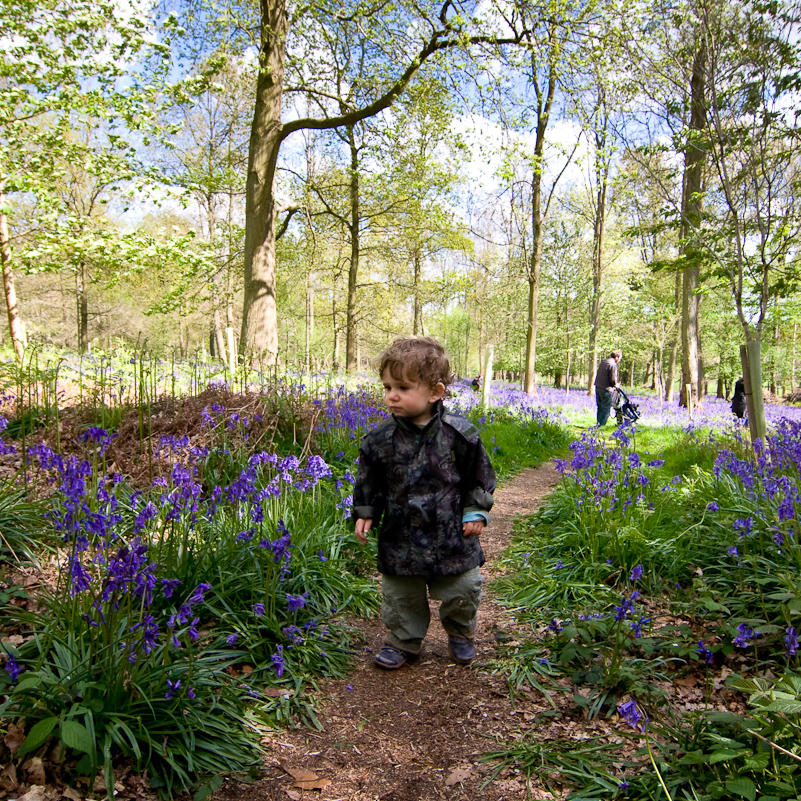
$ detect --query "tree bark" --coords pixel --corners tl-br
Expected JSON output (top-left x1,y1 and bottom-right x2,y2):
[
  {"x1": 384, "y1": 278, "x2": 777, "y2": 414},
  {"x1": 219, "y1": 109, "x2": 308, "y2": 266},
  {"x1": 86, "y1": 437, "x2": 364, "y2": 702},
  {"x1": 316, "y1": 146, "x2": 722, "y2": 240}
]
[
  {"x1": 345, "y1": 125, "x2": 360, "y2": 371},
  {"x1": 413, "y1": 250, "x2": 423, "y2": 335},
  {"x1": 680, "y1": 39, "x2": 706, "y2": 408},
  {"x1": 0, "y1": 189, "x2": 24, "y2": 361},
  {"x1": 665, "y1": 270, "x2": 681, "y2": 401},
  {"x1": 586, "y1": 88, "x2": 609, "y2": 396},
  {"x1": 239, "y1": 0, "x2": 288, "y2": 368},
  {"x1": 77, "y1": 261, "x2": 89, "y2": 352}
]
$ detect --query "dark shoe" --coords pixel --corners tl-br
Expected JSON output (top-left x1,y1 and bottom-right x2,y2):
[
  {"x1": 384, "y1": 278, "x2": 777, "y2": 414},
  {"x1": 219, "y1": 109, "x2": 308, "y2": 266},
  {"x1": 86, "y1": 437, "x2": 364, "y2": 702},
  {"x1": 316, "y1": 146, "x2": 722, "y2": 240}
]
[
  {"x1": 448, "y1": 636, "x2": 476, "y2": 665},
  {"x1": 375, "y1": 646, "x2": 410, "y2": 670}
]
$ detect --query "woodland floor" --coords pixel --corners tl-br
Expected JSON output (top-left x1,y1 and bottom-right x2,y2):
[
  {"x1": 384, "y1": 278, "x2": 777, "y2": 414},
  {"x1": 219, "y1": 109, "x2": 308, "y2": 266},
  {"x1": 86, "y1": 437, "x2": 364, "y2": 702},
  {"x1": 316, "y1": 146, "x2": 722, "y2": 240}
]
[{"x1": 209, "y1": 462, "x2": 598, "y2": 801}]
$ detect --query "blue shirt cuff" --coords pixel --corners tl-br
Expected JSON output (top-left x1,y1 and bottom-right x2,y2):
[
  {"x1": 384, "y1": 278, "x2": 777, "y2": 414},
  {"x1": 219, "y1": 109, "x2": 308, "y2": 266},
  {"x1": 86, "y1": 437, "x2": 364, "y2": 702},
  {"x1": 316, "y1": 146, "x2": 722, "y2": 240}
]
[{"x1": 462, "y1": 511, "x2": 489, "y2": 525}]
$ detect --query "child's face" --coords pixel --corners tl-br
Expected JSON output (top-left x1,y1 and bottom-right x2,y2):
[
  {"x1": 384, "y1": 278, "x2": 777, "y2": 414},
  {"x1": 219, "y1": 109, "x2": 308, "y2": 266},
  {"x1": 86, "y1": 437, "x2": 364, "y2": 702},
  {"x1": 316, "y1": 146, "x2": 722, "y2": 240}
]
[{"x1": 381, "y1": 368, "x2": 444, "y2": 426}]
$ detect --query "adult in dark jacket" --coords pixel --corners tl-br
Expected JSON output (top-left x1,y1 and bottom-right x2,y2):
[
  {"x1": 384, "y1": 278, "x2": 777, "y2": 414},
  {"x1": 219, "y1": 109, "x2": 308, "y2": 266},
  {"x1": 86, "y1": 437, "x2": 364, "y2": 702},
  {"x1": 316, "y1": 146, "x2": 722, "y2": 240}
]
[
  {"x1": 731, "y1": 378, "x2": 747, "y2": 419},
  {"x1": 594, "y1": 350, "x2": 622, "y2": 426}
]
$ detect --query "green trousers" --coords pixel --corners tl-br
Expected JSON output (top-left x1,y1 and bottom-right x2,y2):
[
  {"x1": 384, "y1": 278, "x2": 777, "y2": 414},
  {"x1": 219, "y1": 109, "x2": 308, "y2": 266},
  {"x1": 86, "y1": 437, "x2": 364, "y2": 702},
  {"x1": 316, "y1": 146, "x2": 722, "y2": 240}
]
[{"x1": 380, "y1": 567, "x2": 483, "y2": 654}]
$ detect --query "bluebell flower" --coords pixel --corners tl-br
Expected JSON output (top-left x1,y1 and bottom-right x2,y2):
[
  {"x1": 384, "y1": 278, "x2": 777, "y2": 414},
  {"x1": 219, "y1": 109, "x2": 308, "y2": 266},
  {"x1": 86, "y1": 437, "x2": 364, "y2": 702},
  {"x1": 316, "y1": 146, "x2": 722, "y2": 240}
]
[
  {"x1": 629, "y1": 565, "x2": 643, "y2": 582},
  {"x1": 286, "y1": 592, "x2": 308, "y2": 611},
  {"x1": 227, "y1": 633, "x2": 239, "y2": 646},
  {"x1": 706, "y1": 501, "x2": 719, "y2": 512},
  {"x1": 618, "y1": 700, "x2": 646, "y2": 731},
  {"x1": 271, "y1": 645, "x2": 285, "y2": 678},
  {"x1": 253, "y1": 603, "x2": 265, "y2": 616},
  {"x1": 733, "y1": 623, "x2": 755, "y2": 648},
  {"x1": 785, "y1": 627, "x2": 798, "y2": 657},
  {"x1": 165, "y1": 679, "x2": 181, "y2": 699},
  {"x1": 696, "y1": 640, "x2": 714, "y2": 664},
  {"x1": 4, "y1": 654, "x2": 22, "y2": 682}
]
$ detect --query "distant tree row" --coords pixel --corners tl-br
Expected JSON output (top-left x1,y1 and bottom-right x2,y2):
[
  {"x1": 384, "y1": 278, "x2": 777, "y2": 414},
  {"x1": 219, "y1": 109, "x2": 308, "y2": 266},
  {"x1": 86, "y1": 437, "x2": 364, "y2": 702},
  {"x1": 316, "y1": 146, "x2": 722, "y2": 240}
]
[{"x1": 1, "y1": 0, "x2": 799, "y2": 399}]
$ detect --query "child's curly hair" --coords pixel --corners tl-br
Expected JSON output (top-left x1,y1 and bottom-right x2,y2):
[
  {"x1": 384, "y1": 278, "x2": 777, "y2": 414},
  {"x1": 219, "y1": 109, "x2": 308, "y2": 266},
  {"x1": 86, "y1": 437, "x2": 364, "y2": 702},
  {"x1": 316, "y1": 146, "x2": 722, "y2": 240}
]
[{"x1": 375, "y1": 336, "x2": 454, "y2": 390}]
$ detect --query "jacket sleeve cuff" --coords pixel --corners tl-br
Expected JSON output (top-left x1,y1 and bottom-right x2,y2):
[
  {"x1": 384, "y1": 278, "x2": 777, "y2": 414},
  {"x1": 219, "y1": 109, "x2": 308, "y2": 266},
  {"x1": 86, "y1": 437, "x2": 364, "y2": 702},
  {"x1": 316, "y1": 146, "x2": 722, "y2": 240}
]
[
  {"x1": 462, "y1": 509, "x2": 490, "y2": 525},
  {"x1": 353, "y1": 505, "x2": 378, "y2": 521}
]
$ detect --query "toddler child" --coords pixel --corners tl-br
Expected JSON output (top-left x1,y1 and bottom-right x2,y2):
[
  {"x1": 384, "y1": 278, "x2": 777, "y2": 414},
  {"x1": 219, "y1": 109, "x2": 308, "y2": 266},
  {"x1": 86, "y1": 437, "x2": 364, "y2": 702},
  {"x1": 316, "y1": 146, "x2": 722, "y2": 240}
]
[{"x1": 353, "y1": 336, "x2": 496, "y2": 669}]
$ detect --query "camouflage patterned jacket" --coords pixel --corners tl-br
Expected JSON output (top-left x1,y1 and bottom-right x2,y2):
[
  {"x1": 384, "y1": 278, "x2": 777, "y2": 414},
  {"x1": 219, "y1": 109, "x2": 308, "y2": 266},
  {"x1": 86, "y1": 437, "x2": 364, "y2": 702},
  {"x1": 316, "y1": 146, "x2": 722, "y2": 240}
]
[{"x1": 353, "y1": 401, "x2": 496, "y2": 577}]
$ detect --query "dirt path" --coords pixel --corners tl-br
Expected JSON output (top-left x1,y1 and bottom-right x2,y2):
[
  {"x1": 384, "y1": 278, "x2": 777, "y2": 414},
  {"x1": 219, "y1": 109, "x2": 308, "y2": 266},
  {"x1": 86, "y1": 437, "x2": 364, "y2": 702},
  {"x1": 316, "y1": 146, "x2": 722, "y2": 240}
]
[{"x1": 213, "y1": 463, "x2": 565, "y2": 801}]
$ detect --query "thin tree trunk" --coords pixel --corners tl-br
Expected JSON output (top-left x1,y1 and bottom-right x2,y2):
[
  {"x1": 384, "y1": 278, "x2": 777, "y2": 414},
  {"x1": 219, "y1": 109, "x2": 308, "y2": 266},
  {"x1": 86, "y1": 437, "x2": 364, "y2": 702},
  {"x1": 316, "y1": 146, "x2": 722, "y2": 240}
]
[
  {"x1": 680, "y1": 40, "x2": 706, "y2": 408},
  {"x1": 413, "y1": 250, "x2": 423, "y2": 335},
  {"x1": 665, "y1": 270, "x2": 681, "y2": 402},
  {"x1": 77, "y1": 261, "x2": 89, "y2": 352},
  {"x1": 524, "y1": 41, "x2": 558, "y2": 396},
  {"x1": 770, "y1": 318, "x2": 779, "y2": 395},
  {"x1": 332, "y1": 297, "x2": 340, "y2": 371},
  {"x1": 587, "y1": 87, "x2": 609, "y2": 396},
  {"x1": 345, "y1": 125, "x2": 360, "y2": 371},
  {"x1": 0, "y1": 189, "x2": 23, "y2": 361}
]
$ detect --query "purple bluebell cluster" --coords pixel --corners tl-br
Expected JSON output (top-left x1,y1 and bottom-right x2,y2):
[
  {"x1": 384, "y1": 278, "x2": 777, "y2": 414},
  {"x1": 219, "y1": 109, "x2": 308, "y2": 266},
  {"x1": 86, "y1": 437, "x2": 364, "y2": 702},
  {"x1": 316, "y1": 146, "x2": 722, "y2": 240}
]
[
  {"x1": 0, "y1": 414, "x2": 15, "y2": 455},
  {"x1": 618, "y1": 699, "x2": 648, "y2": 731}
]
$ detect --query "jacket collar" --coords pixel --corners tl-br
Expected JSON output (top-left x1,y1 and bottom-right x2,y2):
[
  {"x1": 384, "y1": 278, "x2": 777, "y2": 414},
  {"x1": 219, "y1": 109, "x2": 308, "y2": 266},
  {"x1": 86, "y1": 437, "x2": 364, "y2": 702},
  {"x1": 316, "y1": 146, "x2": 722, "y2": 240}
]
[{"x1": 392, "y1": 399, "x2": 444, "y2": 436}]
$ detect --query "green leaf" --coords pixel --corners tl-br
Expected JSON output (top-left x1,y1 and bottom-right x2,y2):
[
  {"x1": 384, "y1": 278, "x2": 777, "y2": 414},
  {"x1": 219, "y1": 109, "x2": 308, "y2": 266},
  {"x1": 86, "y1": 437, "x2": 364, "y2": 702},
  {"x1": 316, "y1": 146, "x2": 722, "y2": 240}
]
[
  {"x1": 725, "y1": 777, "x2": 756, "y2": 801},
  {"x1": 15, "y1": 674, "x2": 42, "y2": 692},
  {"x1": 677, "y1": 751, "x2": 707, "y2": 765},
  {"x1": 762, "y1": 699, "x2": 801, "y2": 714},
  {"x1": 18, "y1": 717, "x2": 58, "y2": 756},
  {"x1": 60, "y1": 720, "x2": 95, "y2": 755},
  {"x1": 743, "y1": 752, "x2": 770, "y2": 770},
  {"x1": 708, "y1": 749, "x2": 741, "y2": 764},
  {"x1": 194, "y1": 775, "x2": 224, "y2": 801},
  {"x1": 765, "y1": 780, "x2": 797, "y2": 797}
]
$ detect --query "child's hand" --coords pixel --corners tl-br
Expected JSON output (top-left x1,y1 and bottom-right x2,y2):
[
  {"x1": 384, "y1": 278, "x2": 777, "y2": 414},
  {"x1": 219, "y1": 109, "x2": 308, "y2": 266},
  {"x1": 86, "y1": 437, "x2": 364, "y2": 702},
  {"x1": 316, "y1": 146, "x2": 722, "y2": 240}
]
[
  {"x1": 355, "y1": 518, "x2": 372, "y2": 544},
  {"x1": 462, "y1": 520, "x2": 484, "y2": 537}
]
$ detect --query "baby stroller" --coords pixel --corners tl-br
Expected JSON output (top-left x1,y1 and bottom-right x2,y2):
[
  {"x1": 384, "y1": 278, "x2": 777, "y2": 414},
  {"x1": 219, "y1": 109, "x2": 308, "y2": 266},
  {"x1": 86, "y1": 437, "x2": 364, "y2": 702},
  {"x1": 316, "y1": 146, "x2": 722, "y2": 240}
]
[{"x1": 613, "y1": 387, "x2": 641, "y2": 425}]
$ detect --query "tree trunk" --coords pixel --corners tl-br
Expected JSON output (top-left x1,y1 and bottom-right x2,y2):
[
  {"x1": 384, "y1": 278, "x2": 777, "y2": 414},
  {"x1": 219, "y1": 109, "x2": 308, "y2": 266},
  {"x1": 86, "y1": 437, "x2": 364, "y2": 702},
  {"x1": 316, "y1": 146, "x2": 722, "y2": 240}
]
[
  {"x1": 332, "y1": 297, "x2": 340, "y2": 371},
  {"x1": 586, "y1": 88, "x2": 609, "y2": 396},
  {"x1": 413, "y1": 250, "x2": 423, "y2": 335},
  {"x1": 680, "y1": 40, "x2": 706, "y2": 408},
  {"x1": 305, "y1": 273, "x2": 314, "y2": 372},
  {"x1": 665, "y1": 270, "x2": 681, "y2": 401},
  {"x1": 239, "y1": 0, "x2": 288, "y2": 368},
  {"x1": 77, "y1": 261, "x2": 89, "y2": 352},
  {"x1": 345, "y1": 125, "x2": 360, "y2": 371},
  {"x1": 523, "y1": 43, "x2": 557, "y2": 396},
  {"x1": 523, "y1": 213, "x2": 541, "y2": 394},
  {"x1": 0, "y1": 189, "x2": 24, "y2": 361},
  {"x1": 770, "y1": 318, "x2": 779, "y2": 395}
]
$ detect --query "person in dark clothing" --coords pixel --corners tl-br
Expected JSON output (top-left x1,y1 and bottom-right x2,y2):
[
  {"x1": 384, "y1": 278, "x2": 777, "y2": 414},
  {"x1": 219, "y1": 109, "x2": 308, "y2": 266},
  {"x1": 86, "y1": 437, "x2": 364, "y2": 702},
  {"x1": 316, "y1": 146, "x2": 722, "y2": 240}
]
[
  {"x1": 731, "y1": 378, "x2": 747, "y2": 419},
  {"x1": 353, "y1": 336, "x2": 496, "y2": 670},
  {"x1": 594, "y1": 350, "x2": 622, "y2": 426}
]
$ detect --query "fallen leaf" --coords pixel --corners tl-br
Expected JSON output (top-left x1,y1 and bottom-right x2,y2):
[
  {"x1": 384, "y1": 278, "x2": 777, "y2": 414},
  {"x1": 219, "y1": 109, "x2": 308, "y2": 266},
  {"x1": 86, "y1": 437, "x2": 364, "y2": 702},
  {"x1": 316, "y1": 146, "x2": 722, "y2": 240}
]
[
  {"x1": 675, "y1": 676, "x2": 698, "y2": 687},
  {"x1": 283, "y1": 791, "x2": 301, "y2": 800},
  {"x1": 60, "y1": 788, "x2": 82, "y2": 801},
  {"x1": 0, "y1": 764, "x2": 18, "y2": 792},
  {"x1": 284, "y1": 767, "x2": 318, "y2": 782},
  {"x1": 17, "y1": 786, "x2": 52, "y2": 801},
  {"x1": 263, "y1": 688, "x2": 293, "y2": 698},
  {"x1": 2, "y1": 635, "x2": 25, "y2": 646},
  {"x1": 445, "y1": 767, "x2": 472, "y2": 786},
  {"x1": 21, "y1": 758, "x2": 46, "y2": 786},
  {"x1": 4, "y1": 722, "x2": 25, "y2": 755},
  {"x1": 294, "y1": 779, "x2": 331, "y2": 791},
  {"x1": 240, "y1": 664, "x2": 253, "y2": 675}
]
